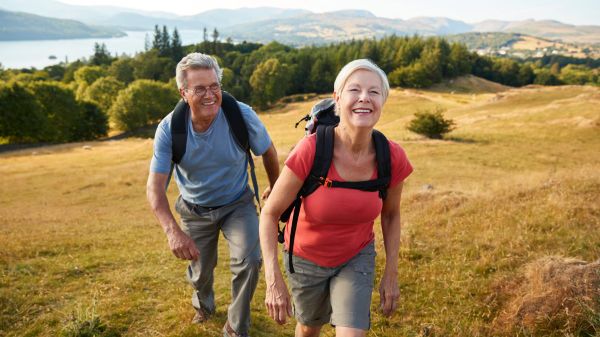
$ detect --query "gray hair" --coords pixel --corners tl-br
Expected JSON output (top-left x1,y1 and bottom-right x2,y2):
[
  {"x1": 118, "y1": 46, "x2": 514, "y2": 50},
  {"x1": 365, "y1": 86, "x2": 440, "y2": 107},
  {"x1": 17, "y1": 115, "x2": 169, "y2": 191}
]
[
  {"x1": 175, "y1": 53, "x2": 223, "y2": 89},
  {"x1": 333, "y1": 59, "x2": 390, "y2": 102}
]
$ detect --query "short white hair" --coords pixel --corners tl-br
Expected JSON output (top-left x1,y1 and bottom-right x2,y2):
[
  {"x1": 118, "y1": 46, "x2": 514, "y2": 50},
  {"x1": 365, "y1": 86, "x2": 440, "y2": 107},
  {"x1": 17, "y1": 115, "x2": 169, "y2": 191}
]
[
  {"x1": 175, "y1": 53, "x2": 223, "y2": 89},
  {"x1": 333, "y1": 59, "x2": 390, "y2": 102}
]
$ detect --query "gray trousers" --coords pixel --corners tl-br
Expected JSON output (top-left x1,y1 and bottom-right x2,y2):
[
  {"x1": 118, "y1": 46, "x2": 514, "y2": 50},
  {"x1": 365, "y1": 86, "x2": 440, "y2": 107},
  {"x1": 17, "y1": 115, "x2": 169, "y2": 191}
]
[{"x1": 175, "y1": 187, "x2": 262, "y2": 334}]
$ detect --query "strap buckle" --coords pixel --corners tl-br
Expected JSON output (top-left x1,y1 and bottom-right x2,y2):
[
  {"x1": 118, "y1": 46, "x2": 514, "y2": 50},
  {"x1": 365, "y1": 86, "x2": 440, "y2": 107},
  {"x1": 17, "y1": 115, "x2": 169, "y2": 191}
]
[{"x1": 319, "y1": 177, "x2": 333, "y2": 188}]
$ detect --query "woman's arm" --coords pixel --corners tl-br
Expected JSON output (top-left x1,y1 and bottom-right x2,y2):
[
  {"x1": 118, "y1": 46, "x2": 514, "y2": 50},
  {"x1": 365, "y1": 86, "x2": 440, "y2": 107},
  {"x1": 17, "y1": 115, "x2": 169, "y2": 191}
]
[
  {"x1": 379, "y1": 181, "x2": 404, "y2": 316},
  {"x1": 259, "y1": 166, "x2": 304, "y2": 324}
]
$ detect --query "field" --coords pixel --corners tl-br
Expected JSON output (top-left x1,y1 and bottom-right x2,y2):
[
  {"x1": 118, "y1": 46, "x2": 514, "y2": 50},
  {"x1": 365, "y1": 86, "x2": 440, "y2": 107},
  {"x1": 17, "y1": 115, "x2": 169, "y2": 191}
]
[{"x1": 1, "y1": 77, "x2": 599, "y2": 336}]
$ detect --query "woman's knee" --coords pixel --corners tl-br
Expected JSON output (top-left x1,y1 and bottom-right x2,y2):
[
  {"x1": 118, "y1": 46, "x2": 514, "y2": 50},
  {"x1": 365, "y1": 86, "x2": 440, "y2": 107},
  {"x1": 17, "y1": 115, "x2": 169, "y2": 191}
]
[
  {"x1": 296, "y1": 323, "x2": 322, "y2": 337},
  {"x1": 335, "y1": 326, "x2": 366, "y2": 337}
]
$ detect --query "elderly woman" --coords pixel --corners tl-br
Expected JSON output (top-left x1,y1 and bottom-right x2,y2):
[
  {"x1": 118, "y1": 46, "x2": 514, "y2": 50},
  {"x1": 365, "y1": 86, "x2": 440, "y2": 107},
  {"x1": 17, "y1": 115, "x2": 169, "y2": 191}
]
[{"x1": 259, "y1": 59, "x2": 413, "y2": 337}]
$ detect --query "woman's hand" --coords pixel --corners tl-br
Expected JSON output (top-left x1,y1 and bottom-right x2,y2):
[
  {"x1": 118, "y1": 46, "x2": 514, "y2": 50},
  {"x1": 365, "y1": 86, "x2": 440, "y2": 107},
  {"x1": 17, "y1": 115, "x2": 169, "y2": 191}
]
[
  {"x1": 264, "y1": 271, "x2": 293, "y2": 324},
  {"x1": 379, "y1": 269, "x2": 400, "y2": 317}
]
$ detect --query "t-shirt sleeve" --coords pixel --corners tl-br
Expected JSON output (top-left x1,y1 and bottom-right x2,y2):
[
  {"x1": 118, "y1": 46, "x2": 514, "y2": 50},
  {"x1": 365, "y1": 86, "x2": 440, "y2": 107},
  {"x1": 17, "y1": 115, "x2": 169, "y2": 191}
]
[
  {"x1": 149, "y1": 116, "x2": 173, "y2": 174},
  {"x1": 284, "y1": 134, "x2": 316, "y2": 181},
  {"x1": 237, "y1": 101, "x2": 272, "y2": 156},
  {"x1": 388, "y1": 140, "x2": 413, "y2": 187}
]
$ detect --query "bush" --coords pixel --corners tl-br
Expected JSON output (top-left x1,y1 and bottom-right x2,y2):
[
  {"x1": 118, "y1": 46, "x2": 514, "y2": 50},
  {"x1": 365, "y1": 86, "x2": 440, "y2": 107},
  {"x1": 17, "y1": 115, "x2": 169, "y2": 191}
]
[
  {"x1": 0, "y1": 82, "x2": 47, "y2": 143},
  {"x1": 109, "y1": 80, "x2": 178, "y2": 131},
  {"x1": 407, "y1": 107, "x2": 455, "y2": 139}
]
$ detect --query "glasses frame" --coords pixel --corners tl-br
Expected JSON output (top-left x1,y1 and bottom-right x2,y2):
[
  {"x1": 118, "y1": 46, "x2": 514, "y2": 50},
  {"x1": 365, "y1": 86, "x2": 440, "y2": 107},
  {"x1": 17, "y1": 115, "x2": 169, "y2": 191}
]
[{"x1": 184, "y1": 83, "x2": 221, "y2": 97}]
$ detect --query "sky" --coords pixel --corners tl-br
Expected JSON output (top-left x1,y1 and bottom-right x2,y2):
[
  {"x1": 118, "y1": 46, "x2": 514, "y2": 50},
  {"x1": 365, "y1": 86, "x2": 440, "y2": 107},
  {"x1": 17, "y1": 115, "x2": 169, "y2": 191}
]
[{"x1": 59, "y1": 0, "x2": 600, "y2": 25}]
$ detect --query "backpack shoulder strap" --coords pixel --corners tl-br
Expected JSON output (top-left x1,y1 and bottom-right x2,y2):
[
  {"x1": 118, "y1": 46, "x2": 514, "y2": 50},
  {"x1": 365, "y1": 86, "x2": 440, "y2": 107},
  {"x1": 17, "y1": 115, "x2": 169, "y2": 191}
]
[
  {"x1": 220, "y1": 91, "x2": 249, "y2": 151},
  {"x1": 372, "y1": 129, "x2": 391, "y2": 199},
  {"x1": 220, "y1": 91, "x2": 261, "y2": 209},
  {"x1": 166, "y1": 99, "x2": 189, "y2": 191},
  {"x1": 170, "y1": 99, "x2": 189, "y2": 164},
  {"x1": 301, "y1": 124, "x2": 335, "y2": 196}
]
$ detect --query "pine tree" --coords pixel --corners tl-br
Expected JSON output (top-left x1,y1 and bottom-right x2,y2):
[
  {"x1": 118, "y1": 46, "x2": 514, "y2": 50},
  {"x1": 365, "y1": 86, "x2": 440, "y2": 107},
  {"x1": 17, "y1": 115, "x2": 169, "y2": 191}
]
[{"x1": 171, "y1": 28, "x2": 184, "y2": 62}]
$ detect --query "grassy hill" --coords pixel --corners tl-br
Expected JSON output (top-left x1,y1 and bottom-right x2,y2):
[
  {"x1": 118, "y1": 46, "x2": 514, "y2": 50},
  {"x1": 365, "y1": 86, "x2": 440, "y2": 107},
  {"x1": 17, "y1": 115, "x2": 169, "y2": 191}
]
[{"x1": 1, "y1": 79, "x2": 599, "y2": 336}]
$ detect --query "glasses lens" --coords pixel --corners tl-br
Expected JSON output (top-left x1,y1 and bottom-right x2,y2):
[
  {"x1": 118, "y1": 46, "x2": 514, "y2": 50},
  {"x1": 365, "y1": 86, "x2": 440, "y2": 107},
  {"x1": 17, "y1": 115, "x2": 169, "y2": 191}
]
[{"x1": 194, "y1": 88, "x2": 207, "y2": 96}]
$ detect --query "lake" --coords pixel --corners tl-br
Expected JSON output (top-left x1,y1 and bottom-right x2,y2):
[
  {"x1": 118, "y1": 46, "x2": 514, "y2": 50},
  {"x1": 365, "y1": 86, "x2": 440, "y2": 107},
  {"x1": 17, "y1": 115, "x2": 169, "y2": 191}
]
[{"x1": 0, "y1": 30, "x2": 206, "y2": 69}]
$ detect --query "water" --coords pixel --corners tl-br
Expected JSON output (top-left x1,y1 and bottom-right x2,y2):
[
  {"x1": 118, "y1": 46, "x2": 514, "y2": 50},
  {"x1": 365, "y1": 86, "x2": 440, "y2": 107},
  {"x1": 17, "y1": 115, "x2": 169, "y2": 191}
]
[{"x1": 0, "y1": 30, "x2": 206, "y2": 69}]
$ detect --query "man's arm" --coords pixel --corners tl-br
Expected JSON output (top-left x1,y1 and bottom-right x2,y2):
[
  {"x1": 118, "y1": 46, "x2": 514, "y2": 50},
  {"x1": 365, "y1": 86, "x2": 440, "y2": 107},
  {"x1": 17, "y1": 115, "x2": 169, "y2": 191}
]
[
  {"x1": 146, "y1": 172, "x2": 199, "y2": 260},
  {"x1": 260, "y1": 143, "x2": 280, "y2": 200}
]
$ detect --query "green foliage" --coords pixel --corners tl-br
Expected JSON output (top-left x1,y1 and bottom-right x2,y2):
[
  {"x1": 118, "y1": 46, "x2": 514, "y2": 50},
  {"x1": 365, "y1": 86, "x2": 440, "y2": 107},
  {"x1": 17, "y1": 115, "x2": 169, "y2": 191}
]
[
  {"x1": 29, "y1": 81, "x2": 83, "y2": 141},
  {"x1": 559, "y1": 64, "x2": 598, "y2": 85},
  {"x1": 75, "y1": 101, "x2": 108, "y2": 140},
  {"x1": 534, "y1": 68, "x2": 562, "y2": 85},
  {"x1": 108, "y1": 58, "x2": 135, "y2": 84},
  {"x1": 249, "y1": 58, "x2": 292, "y2": 109},
  {"x1": 82, "y1": 76, "x2": 125, "y2": 113},
  {"x1": 91, "y1": 43, "x2": 113, "y2": 66},
  {"x1": 27, "y1": 81, "x2": 107, "y2": 142},
  {"x1": 109, "y1": 80, "x2": 178, "y2": 131},
  {"x1": 131, "y1": 50, "x2": 174, "y2": 82},
  {"x1": 0, "y1": 81, "x2": 47, "y2": 143},
  {"x1": 74, "y1": 66, "x2": 107, "y2": 86},
  {"x1": 407, "y1": 107, "x2": 455, "y2": 139}
]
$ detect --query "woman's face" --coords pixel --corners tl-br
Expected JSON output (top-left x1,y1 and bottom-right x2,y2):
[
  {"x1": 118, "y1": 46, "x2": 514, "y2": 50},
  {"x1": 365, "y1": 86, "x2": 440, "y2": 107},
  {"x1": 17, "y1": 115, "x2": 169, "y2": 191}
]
[{"x1": 335, "y1": 69, "x2": 384, "y2": 130}]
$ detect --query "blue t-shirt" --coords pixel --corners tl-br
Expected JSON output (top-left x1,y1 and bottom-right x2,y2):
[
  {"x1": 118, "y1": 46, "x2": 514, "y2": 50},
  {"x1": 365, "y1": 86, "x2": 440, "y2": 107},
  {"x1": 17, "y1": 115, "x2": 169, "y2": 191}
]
[{"x1": 150, "y1": 101, "x2": 272, "y2": 207}]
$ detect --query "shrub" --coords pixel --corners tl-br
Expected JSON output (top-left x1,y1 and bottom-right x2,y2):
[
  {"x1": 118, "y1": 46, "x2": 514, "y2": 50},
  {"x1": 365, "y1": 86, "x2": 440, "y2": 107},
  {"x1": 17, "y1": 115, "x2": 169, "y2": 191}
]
[
  {"x1": 407, "y1": 107, "x2": 455, "y2": 139},
  {"x1": 109, "y1": 80, "x2": 178, "y2": 131},
  {"x1": 0, "y1": 82, "x2": 47, "y2": 143}
]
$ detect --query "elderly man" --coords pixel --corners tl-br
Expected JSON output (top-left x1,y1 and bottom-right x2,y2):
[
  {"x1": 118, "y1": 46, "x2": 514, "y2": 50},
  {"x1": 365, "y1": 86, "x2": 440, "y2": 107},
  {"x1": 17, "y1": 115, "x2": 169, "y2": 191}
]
[{"x1": 147, "y1": 52, "x2": 279, "y2": 337}]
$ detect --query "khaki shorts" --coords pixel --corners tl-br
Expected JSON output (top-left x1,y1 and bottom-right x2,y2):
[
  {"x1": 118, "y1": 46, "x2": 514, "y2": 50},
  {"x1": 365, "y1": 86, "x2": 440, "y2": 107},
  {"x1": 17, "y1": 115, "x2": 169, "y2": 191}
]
[{"x1": 284, "y1": 242, "x2": 376, "y2": 330}]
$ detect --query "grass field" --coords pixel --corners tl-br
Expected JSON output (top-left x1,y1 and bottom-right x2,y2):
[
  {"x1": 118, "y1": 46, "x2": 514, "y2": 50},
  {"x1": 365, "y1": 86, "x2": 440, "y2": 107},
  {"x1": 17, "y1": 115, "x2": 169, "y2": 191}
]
[{"x1": 1, "y1": 77, "x2": 599, "y2": 337}]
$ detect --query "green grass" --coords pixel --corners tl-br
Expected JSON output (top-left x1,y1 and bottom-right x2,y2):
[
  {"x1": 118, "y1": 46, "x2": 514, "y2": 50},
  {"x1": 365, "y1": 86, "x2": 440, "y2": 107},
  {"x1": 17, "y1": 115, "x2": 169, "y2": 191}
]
[{"x1": 1, "y1": 80, "x2": 599, "y2": 336}]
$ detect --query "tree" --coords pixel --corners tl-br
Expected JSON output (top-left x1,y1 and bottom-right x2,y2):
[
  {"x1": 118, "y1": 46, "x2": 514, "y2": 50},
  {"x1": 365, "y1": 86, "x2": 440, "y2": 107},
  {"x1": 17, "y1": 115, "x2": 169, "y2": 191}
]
[
  {"x1": 0, "y1": 82, "x2": 47, "y2": 143},
  {"x1": 131, "y1": 50, "x2": 174, "y2": 82},
  {"x1": 75, "y1": 101, "x2": 108, "y2": 140},
  {"x1": 91, "y1": 42, "x2": 113, "y2": 66},
  {"x1": 108, "y1": 57, "x2": 135, "y2": 84},
  {"x1": 171, "y1": 28, "x2": 184, "y2": 62},
  {"x1": 74, "y1": 65, "x2": 107, "y2": 99},
  {"x1": 109, "y1": 80, "x2": 178, "y2": 131},
  {"x1": 249, "y1": 58, "x2": 292, "y2": 109},
  {"x1": 82, "y1": 76, "x2": 126, "y2": 113},
  {"x1": 28, "y1": 81, "x2": 83, "y2": 141},
  {"x1": 212, "y1": 28, "x2": 219, "y2": 54},
  {"x1": 559, "y1": 64, "x2": 595, "y2": 85}
]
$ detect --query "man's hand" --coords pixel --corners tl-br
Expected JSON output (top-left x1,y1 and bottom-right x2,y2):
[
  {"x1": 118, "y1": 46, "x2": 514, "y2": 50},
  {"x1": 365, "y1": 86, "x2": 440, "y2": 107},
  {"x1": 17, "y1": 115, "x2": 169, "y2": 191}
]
[
  {"x1": 261, "y1": 186, "x2": 272, "y2": 201},
  {"x1": 167, "y1": 229, "x2": 200, "y2": 260}
]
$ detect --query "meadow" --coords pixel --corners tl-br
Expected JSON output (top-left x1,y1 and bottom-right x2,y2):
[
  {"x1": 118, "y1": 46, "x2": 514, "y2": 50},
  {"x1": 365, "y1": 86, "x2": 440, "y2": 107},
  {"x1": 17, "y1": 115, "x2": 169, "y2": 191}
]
[{"x1": 1, "y1": 76, "x2": 598, "y2": 336}]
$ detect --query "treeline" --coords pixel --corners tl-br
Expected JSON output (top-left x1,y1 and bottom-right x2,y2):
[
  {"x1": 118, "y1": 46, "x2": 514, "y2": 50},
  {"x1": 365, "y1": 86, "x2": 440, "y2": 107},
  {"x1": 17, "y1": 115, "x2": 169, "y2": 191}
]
[{"x1": 1, "y1": 30, "x2": 599, "y2": 144}]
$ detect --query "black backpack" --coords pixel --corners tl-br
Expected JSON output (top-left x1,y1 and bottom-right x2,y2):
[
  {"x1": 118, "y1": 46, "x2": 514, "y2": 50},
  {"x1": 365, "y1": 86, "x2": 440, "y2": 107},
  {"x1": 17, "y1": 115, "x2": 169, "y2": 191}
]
[
  {"x1": 280, "y1": 99, "x2": 391, "y2": 273},
  {"x1": 167, "y1": 91, "x2": 261, "y2": 208}
]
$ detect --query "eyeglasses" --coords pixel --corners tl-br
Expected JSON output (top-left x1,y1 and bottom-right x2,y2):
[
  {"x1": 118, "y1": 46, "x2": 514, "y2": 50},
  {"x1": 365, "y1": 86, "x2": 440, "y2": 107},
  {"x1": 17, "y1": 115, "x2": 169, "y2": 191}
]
[{"x1": 184, "y1": 83, "x2": 221, "y2": 97}]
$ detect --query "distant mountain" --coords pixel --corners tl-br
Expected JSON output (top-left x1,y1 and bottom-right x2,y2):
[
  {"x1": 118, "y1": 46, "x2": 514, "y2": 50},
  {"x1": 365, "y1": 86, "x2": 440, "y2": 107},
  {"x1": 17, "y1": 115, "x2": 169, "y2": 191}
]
[
  {"x1": 0, "y1": 1, "x2": 598, "y2": 46},
  {"x1": 473, "y1": 19, "x2": 600, "y2": 44},
  {"x1": 0, "y1": 0, "x2": 176, "y2": 23},
  {"x1": 0, "y1": 9, "x2": 125, "y2": 41},
  {"x1": 220, "y1": 12, "x2": 600, "y2": 46}
]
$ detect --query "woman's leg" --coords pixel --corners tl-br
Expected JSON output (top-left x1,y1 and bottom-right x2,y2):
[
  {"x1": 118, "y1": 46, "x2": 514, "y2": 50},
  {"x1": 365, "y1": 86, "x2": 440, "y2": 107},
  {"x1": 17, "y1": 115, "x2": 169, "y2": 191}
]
[
  {"x1": 335, "y1": 326, "x2": 366, "y2": 337},
  {"x1": 296, "y1": 323, "x2": 322, "y2": 337}
]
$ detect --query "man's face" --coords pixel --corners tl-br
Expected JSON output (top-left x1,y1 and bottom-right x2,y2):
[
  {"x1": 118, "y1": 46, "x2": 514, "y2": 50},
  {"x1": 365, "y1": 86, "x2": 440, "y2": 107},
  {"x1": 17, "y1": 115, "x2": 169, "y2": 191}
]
[{"x1": 180, "y1": 68, "x2": 222, "y2": 120}]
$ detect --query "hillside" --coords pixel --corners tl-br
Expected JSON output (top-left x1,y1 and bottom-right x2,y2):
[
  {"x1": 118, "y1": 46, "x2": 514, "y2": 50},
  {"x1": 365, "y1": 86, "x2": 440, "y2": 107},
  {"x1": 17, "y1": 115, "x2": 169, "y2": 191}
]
[
  {"x1": 0, "y1": 9, "x2": 125, "y2": 41},
  {"x1": 1, "y1": 82, "x2": 599, "y2": 336}
]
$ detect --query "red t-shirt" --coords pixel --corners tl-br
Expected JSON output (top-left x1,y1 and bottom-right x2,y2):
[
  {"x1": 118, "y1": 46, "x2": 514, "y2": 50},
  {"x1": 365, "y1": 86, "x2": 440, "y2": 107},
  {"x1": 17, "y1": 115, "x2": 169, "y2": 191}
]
[{"x1": 284, "y1": 133, "x2": 413, "y2": 267}]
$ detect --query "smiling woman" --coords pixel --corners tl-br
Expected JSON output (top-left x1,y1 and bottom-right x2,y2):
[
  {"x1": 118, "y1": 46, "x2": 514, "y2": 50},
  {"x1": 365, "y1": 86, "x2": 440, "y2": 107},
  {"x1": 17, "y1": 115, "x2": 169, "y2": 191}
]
[{"x1": 259, "y1": 58, "x2": 413, "y2": 337}]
